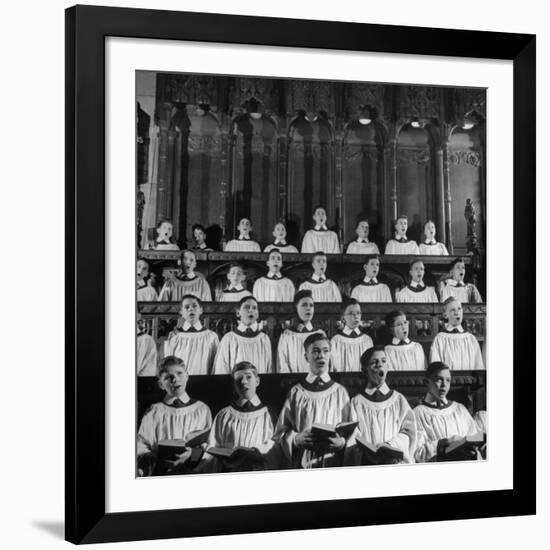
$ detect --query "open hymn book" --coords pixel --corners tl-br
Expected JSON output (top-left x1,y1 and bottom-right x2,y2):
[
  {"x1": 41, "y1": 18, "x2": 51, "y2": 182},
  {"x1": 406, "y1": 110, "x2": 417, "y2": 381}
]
[
  {"x1": 311, "y1": 421, "x2": 358, "y2": 440},
  {"x1": 440, "y1": 433, "x2": 485, "y2": 461},
  {"x1": 206, "y1": 446, "x2": 264, "y2": 462},
  {"x1": 355, "y1": 436, "x2": 404, "y2": 464},
  {"x1": 157, "y1": 428, "x2": 211, "y2": 468}
]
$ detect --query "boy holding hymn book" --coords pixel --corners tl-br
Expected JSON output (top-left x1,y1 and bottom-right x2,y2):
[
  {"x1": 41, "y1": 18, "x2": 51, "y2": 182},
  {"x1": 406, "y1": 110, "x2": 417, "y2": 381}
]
[
  {"x1": 430, "y1": 297, "x2": 484, "y2": 370},
  {"x1": 224, "y1": 217, "x2": 262, "y2": 252},
  {"x1": 298, "y1": 251, "x2": 342, "y2": 302},
  {"x1": 395, "y1": 259, "x2": 439, "y2": 303},
  {"x1": 158, "y1": 250, "x2": 212, "y2": 302},
  {"x1": 439, "y1": 258, "x2": 483, "y2": 303},
  {"x1": 213, "y1": 296, "x2": 272, "y2": 374},
  {"x1": 330, "y1": 298, "x2": 374, "y2": 372},
  {"x1": 350, "y1": 254, "x2": 392, "y2": 303},
  {"x1": 301, "y1": 206, "x2": 341, "y2": 254},
  {"x1": 275, "y1": 333, "x2": 354, "y2": 469},
  {"x1": 218, "y1": 263, "x2": 252, "y2": 302},
  {"x1": 384, "y1": 310, "x2": 427, "y2": 371},
  {"x1": 345, "y1": 346, "x2": 417, "y2": 465},
  {"x1": 414, "y1": 361, "x2": 484, "y2": 463},
  {"x1": 252, "y1": 248, "x2": 296, "y2": 302},
  {"x1": 137, "y1": 356, "x2": 212, "y2": 476},
  {"x1": 277, "y1": 290, "x2": 326, "y2": 373},
  {"x1": 206, "y1": 361, "x2": 277, "y2": 472},
  {"x1": 163, "y1": 295, "x2": 219, "y2": 375}
]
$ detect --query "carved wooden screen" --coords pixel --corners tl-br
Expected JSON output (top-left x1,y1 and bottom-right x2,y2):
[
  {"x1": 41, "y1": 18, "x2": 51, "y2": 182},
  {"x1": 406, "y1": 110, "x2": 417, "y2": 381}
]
[
  {"x1": 396, "y1": 125, "x2": 436, "y2": 243},
  {"x1": 229, "y1": 115, "x2": 279, "y2": 243},
  {"x1": 448, "y1": 128, "x2": 485, "y2": 255},
  {"x1": 342, "y1": 122, "x2": 385, "y2": 246}
]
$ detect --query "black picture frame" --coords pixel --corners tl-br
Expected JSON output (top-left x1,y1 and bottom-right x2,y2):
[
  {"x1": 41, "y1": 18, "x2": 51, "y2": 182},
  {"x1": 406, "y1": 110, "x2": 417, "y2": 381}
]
[{"x1": 65, "y1": 4, "x2": 536, "y2": 544}]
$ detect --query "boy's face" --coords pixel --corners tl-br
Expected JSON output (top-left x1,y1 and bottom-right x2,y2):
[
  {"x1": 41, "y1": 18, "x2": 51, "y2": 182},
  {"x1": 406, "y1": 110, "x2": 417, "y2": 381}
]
[
  {"x1": 273, "y1": 223, "x2": 286, "y2": 240},
  {"x1": 313, "y1": 208, "x2": 327, "y2": 226},
  {"x1": 157, "y1": 222, "x2": 173, "y2": 240},
  {"x1": 364, "y1": 350, "x2": 388, "y2": 387},
  {"x1": 424, "y1": 221, "x2": 436, "y2": 240},
  {"x1": 296, "y1": 297, "x2": 314, "y2": 323},
  {"x1": 227, "y1": 266, "x2": 245, "y2": 285},
  {"x1": 266, "y1": 251, "x2": 283, "y2": 273},
  {"x1": 312, "y1": 255, "x2": 327, "y2": 275},
  {"x1": 356, "y1": 221, "x2": 369, "y2": 240},
  {"x1": 180, "y1": 297, "x2": 202, "y2": 322},
  {"x1": 426, "y1": 368, "x2": 451, "y2": 401},
  {"x1": 305, "y1": 338, "x2": 331, "y2": 375},
  {"x1": 395, "y1": 217, "x2": 408, "y2": 236},
  {"x1": 238, "y1": 218, "x2": 252, "y2": 236},
  {"x1": 343, "y1": 303, "x2": 362, "y2": 329},
  {"x1": 158, "y1": 365, "x2": 188, "y2": 398},
  {"x1": 137, "y1": 259, "x2": 149, "y2": 278},
  {"x1": 233, "y1": 368, "x2": 260, "y2": 400},
  {"x1": 181, "y1": 251, "x2": 197, "y2": 273},
  {"x1": 391, "y1": 314, "x2": 409, "y2": 340},
  {"x1": 409, "y1": 261, "x2": 425, "y2": 283},
  {"x1": 238, "y1": 298, "x2": 259, "y2": 326},
  {"x1": 193, "y1": 228, "x2": 206, "y2": 244},
  {"x1": 364, "y1": 259, "x2": 380, "y2": 279},
  {"x1": 445, "y1": 300, "x2": 463, "y2": 326},
  {"x1": 450, "y1": 261, "x2": 466, "y2": 281}
]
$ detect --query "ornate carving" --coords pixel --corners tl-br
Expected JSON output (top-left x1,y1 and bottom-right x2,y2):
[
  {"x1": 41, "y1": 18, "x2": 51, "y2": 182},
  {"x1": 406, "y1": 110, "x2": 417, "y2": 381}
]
[
  {"x1": 288, "y1": 80, "x2": 333, "y2": 115},
  {"x1": 232, "y1": 77, "x2": 280, "y2": 113},
  {"x1": 399, "y1": 86, "x2": 442, "y2": 120},
  {"x1": 344, "y1": 83, "x2": 386, "y2": 120},
  {"x1": 464, "y1": 198, "x2": 480, "y2": 254},
  {"x1": 137, "y1": 190, "x2": 145, "y2": 246},
  {"x1": 397, "y1": 147, "x2": 431, "y2": 164},
  {"x1": 156, "y1": 74, "x2": 219, "y2": 107},
  {"x1": 343, "y1": 146, "x2": 380, "y2": 162},
  {"x1": 187, "y1": 135, "x2": 222, "y2": 151},
  {"x1": 448, "y1": 150, "x2": 481, "y2": 168},
  {"x1": 456, "y1": 88, "x2": 487, "y2": 120}
]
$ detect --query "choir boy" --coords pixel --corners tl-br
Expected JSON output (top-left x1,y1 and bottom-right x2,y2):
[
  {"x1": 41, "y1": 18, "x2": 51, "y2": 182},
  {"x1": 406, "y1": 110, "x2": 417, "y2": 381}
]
[
  {"x1": 418, "y1": 220, "x2": 449, "y2": 255},
  {"x1": 149, "y1": 220, "x2": 180, "y2": 251},
  {"x1": 330, "y1": 298, "x2": 373, "y2": 372},
  {"x1": 384, "y1": 310, "x2": 426, "y2": 371},
  {"x1": 301, "y1": 207, "x2": 341, "y2": 254},
  {"x1": 137, "y1": 318, "x2": 157, "y2": 377},
  {"x1": 264, "y1": 222, "x2": 299, "y2": 253},
  {"x1": 252, "y1": 249, "x2": 296, "y2": 302},
  {"x1": 191, "y1": 223, "x2": 212, "y2": 251},
  {"x1": 395, "y1": 259, "x2": 438, "y2": 303},
  {"x1": 224, "y1": 218, "x2": 261, "y2": 252},
  {"x1": 163, "y1": 295, "x2": 219, "y2": 375},
  {"x1": 345, "y1": 346, "x2": 416, "y2": 465},
  {"x1": 137, "y1": 356, "x2": 212, "y2": 476},
  {"x1": 414, "y1": 361, "x2": 481, "y2": 462},
  {"x1": 137, "y1": 259, "x2": 158, "y2": 301},
  {"x1": 350, "y1": 254, "x2": 392, "y2": 303},
  {"x1": 430, "y1": 297, "x2": 484, "y2": 370},
  {"x1": 384, "y1": 215, "x2": 420, "y2": 255},
  {"x1": 275, "y1": 333, "x2": 351, "y2": 469},
  {"x1": 277, "y1": 290, "x2": 327, "y2": 373},
  {"x1": 298, "y1": 251, "x2": 342, "y2": 302},
  {"x1": 206, "y1": 361, "x2": 277, "y2": 472},
  {"x1": 439, "y1": 258, "x2": 483, "y2": 303},
  {"x1": 212, "y1": 296, "x2": 272, "y2": 374},
  {"x1": 345, "y1": 220, "x2": 380, "y2": 255},
  {"x1": 218, "y1": 263, "x2": 253, "y2": 302}
]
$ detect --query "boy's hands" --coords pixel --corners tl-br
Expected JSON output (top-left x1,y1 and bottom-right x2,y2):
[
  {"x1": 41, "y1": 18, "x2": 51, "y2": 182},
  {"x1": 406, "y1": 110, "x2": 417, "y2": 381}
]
[
  {"x1": 295, "y1": 430, "x2": 315, "y2": 449},
  {"x1": 164, "y1": 447, "x2": 193, "y2": 471}
]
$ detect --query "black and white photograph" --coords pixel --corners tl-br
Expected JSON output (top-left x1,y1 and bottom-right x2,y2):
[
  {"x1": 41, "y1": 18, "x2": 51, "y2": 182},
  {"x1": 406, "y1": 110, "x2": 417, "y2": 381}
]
[{"x1": 135, "y1": 71, "x2": 487, "y2": 477}]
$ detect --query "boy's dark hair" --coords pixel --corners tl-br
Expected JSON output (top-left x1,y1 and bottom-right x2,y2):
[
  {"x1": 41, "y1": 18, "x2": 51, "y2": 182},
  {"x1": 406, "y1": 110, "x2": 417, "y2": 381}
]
[
  {"x1": 449, "y1": 257, "x2": 465, "y2": 270},
  {"x1": 423, "y1": 219, "x2": 436, "y2": 231},
  {"x1": 409, "y1": 258, "x2": 424, "y2": 270},
  {"x1": 158, "y1": 355, "x2": 187, "y2": 376},
  {"x1": 312, "y1": 206, "x2": 327, "y2": 215},
  {"x1": 426, "y1": 361, "x2": 450, "y2": 379},
  {"x1": 268, "y1": 248, "x2": 282, "y2": 258},
  {"x1": 360, "y1": 345, "x2": 385, "y2": 371},
  {"x1": 364, "y1": 253, "x2": 380, "y2": 264},
  {"x1": 238, "y1": 217, "x2": 252, "y2": 225},
  {"x1": 303, "y1": 332, "x2": 330, "y2": 351},
  {"x1": 394, "y1": 214, "x2": 408, "y2": 224},
  {"x1": 385, "y1": 309, "x2": 406, "y2": 330},
  {"x1": 228, "y1": 262, "x2": 245, "y2": 271},
  {"x1": 232, "y1": 361, "x2": 258, "y2": 375},
  {"x1": 341, "y1": 297, "x2": 360, "y2": 314},
  {"x1": 312, "y1": 250, "x2": 327, "y2": 260},
  {"x1": 293, "y1": 289, "x2": 313, "y2": 307},
  {"x1": 237, "y1": 295, "x2": 258, "y2": 309},
  {"x1": 181, "y1": 294, "x2": 202, "y2": 307},
  {"x1": 192, "y1": 223, "x2": 206, "y2": 233},
  {"x1": 355, "y1": 219, "x2": 369, "y2": 228}
]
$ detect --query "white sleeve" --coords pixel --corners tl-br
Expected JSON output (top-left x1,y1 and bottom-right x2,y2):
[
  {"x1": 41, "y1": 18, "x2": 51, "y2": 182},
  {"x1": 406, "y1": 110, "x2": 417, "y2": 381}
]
[
  {"x1": 212, "y1": 336, "x2": 231, "y2": 374},
  {"x1": 429, "y1": 336, "x2": 442, "y2": 363},
  {"x1": 277, "y1": 335, "x2": 290, "y2": 373}
]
